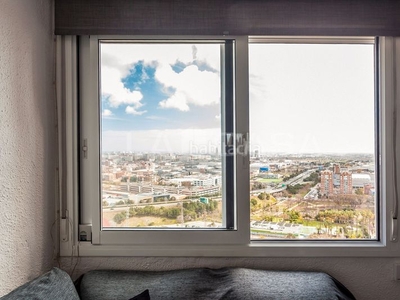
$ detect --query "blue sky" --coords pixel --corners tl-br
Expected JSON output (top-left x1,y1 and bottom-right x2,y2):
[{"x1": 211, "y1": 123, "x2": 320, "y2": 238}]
[
  {"x1": 100, "y1": 43, "x2": 222, "y2": 153},
  {"x1": 102, "y1": 59, "x2": 221, "y2": 131}
]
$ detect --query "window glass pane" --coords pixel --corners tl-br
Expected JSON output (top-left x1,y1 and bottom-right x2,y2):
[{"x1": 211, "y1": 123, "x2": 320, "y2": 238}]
[
  {"x1": 249, "y1": 43, "x2": 377, "y2": 240},
  {"x1": 100, "y1": 42, "x2": 224, "y2": 229}
]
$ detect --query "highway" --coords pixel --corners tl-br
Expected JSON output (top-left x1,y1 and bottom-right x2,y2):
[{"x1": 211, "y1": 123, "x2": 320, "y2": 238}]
[{"x1": 251, "y1": 168, "x2": 317, "y2": 195}]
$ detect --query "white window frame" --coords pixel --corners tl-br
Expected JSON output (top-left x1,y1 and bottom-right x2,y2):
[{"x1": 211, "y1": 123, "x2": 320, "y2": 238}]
[
  {"x1": 57, "y1": 35, "x2": 400, "y2": 257},
  {"x1": 80, "y1": 35, "x2": 250, "y2": 247}
]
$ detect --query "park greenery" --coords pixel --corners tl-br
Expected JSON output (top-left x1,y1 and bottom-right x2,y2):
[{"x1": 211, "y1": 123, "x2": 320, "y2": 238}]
[
  {"x1": 282, "y1": 169, "x2": 303, "y2": 181},
  {"x1": 121, "y1": 176, "x2": 138, "y2": 182},
  {"x1": 303, "y1": 171, "x2": 320, "y2": 185},
  {"x1": 249, "y1": 190, "x2": 375, "y2": 238},
  {"x1": 112, "y1": 199, "x2": 219, "y2": 224},
  {"x1": 285, "y1": 184, "x2": 305, "y2": 195}
]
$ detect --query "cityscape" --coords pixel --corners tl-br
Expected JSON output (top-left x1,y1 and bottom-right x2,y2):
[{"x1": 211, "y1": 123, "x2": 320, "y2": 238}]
[
  {"x1": 101, "y1": 151, "x2": 376, "y2": 240},
  {"x1": 99, "y1": 42, "x2": 376, "y2": 240}
]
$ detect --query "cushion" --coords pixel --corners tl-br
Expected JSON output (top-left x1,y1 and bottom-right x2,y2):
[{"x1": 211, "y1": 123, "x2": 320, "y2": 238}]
[{"x1": 0, "y1": 267, "x2": 80, "y2": 300}]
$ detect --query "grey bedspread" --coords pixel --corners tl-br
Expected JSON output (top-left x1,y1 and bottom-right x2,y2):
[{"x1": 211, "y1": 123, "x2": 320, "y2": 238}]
[{"x1": 77, "y1": 267, "x2": 355, "y2": 300}]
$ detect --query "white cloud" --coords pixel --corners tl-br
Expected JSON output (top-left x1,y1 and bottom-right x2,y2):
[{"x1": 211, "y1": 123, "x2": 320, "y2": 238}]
[
  {"x1": 159, "y1": 92, "x2": 190, "y2": 111},
  {"x1": 101, "y1": 66, "x2": 145, "y2": 112},
  {"x1": 102, "y1": 109, "x2": 113, "y2": 117},
  {"x1": 101, "y1": 43, "x2": 220, "y2": 71},
  {"x1": 156, "y1": 64, "x2": 220, "y2": 111},
  {"x1": 100, "y1": 43, "x2": 221, "y2": 113},
  {"x1": 125, "y1": 106, "x2": 146, "y2": 115}
]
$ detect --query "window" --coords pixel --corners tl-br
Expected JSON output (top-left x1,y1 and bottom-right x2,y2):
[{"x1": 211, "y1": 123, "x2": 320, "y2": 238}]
[
  {"x1": 60, "y1": 35, "x2": 400, "y2": 256},
  {"x1": 99, "y1": 42, "x2": 230, "y2": 230},
  {"x1": 248, "y1": 40, "x2": 377, "y2": 241},
  {"x1": 79, "y1": 36, "x2": 247, "y2": 247}
]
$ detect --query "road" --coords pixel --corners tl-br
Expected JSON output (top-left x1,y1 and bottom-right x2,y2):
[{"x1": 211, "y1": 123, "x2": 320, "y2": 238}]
[{"x1": 251, "y1": 169, "x2": 317, "y2": 194}]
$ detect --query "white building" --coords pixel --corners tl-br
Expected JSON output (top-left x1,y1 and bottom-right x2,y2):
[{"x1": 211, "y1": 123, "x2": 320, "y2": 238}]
[
  {"x1": 170, "y1": 176, "x2": 222, "y2": 187},
  {"x1": 352, "y1": 174, "x2": 372, "y2": 188}
]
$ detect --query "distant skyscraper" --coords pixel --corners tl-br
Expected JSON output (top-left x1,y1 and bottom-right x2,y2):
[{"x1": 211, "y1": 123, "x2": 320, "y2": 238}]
[
  {"x1": 364, "y1": 183, "x2": 373, "y2": 195},
  {"x1": 333, "y1": 163, "x2": 341, "y2": 186},
  {"x1": 320, "y1": 170, "x2": 333, "y2": 195},
  {"x1": 340, "y1": 171, "x2": 353, "y2": 194},
  {"x1": 255, "y1": 150, "x2": 259, "y2": 158},
  {"x1": 333, "y1": 164, "x2": 341, "y2": 174}
]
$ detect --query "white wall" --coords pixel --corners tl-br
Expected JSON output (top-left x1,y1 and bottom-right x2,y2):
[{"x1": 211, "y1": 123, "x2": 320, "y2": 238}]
[{"x1": 0, "y1": 0, "x2": 56, "y2": 296}]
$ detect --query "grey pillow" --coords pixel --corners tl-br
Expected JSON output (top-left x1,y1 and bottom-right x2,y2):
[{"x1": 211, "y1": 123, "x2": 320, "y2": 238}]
[{"x1": 0, "y1": 267, "x2": 80, "y2": 300}]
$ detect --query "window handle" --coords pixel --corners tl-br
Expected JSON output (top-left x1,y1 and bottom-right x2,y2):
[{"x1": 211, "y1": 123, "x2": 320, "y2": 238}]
[
  {"x1": 236, "y1": 133, "x2": 248, "y2": 170},
  {"x1": 82, "y1": 138, "x2": 88, "y2": 159},
  {"x1": 61, "y1": 210, "x2": 69, "y2": 243},
  {"x1": 391, "y1": 216, "x2": 398, "y2": 242}
]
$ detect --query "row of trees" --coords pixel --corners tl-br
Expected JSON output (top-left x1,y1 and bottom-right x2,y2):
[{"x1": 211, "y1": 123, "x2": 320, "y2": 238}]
[
  {"x1": 121, "y1": 176, "x2": 138, "y2": 182},
  {"x1": 250, "y1": 194, "x2": 277, "y2": 214},
  {"x1": 286, "y1": 184, "x2": 305, "y2": 195},
  {"x1": 277, "y1": 208, "x2": 374, "y2": 230},
  {"x1": 315, "y1": 209, "x2": 374, "y2": 226},
  {"x1": 315, "y1": 209, "x2": 357, "y2": 224},
  {"x1": 112, "y1": 199, "x2": 219, "y2": 225},
  {"x1": 103, "y1": 199, "x2": 135, "y2": 207},
  {"x1": 303, "y1": 171, "x2": 320, "y2": 185},
  {"x1": 282, "y1": 169, "x2": 303, "y2": 181},
  {"x1": 250, "y1": 191, "x2": 374, "y2": 228}
]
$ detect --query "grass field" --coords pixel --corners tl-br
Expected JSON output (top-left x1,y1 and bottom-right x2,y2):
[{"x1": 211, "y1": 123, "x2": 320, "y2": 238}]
[{"x1": 255, "y1": 178, "x2": 283, "y2": 183}]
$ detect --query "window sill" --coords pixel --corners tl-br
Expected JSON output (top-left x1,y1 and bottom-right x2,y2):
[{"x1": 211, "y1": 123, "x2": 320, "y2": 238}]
[{"x1": 76, "y1": 240, "x2": 400, "y2": 257}]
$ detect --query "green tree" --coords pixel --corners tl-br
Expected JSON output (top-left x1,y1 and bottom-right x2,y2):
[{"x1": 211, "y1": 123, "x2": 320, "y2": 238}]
[
  {"x1": 128, "y1": 207, "x2": 136, "y2": 218},
  {"x1": 258, "y1": 193, "x2": 266, "y2": 200},
  {"x1": 113, "y1": 211, "x2": 127, "y2": 224},
  {"x1": 303, "y1": 172, "x2": 320, "y2": 185},
  {"x1": 286, "y1": 184, "x2": 304, "y2": 195},
  {"x1": 285, "y1": 233, "x2": 296, "y2": 239},
  {"x1": 288, "y1": 210, "x2": 301, "y2": 223},
  {"x1": 166, "y1": 207, "x2": 181, "y2": 218},
  {"x1": 355, "y1": 188, "x2": 364, "y2": 195}
]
